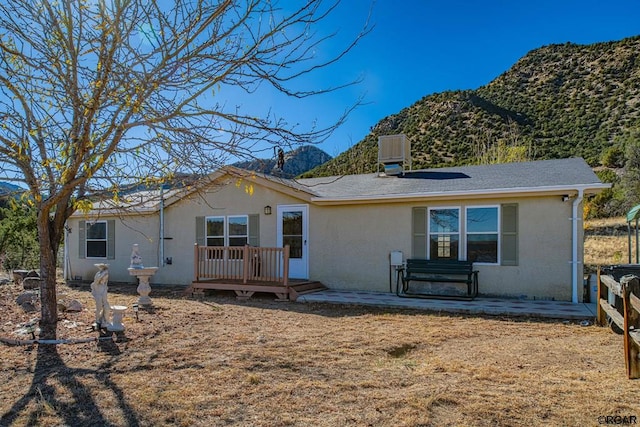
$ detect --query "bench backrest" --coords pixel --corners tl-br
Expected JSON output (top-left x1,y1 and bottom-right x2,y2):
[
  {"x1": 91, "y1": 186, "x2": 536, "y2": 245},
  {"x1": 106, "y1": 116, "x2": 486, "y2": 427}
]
[{"x1": 406, "y1": 259, "x2": 474, "y2": 275}]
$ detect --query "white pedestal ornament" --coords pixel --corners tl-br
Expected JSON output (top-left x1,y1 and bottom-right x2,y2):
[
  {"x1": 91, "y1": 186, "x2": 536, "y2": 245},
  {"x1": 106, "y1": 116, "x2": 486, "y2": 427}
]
[
  {"x1": 128, "y1": 267, "x2": 159, "y2": 306},
  {"x1": 107, "y1": 305, "x2": 127, "y2": 331},
  {"x1": 127, "y1": 243, "x2": 158, "y2": 306}
]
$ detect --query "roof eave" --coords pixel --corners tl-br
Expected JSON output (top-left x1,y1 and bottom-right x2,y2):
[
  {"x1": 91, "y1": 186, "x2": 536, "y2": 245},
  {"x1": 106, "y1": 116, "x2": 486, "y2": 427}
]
[{"x1": 310, "y1": 183, "x2": 611, "y2": 205}]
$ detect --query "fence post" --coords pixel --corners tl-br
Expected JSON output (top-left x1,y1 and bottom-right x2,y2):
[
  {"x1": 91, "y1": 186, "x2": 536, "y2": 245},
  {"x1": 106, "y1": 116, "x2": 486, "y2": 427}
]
[
  {"x1": 597, "y1": 266, "x2": 606, "y2": 326},
  {"x1": 622, "y1": 275, "x2": 640, "y2": 379},
  {"x1": 243, "y1": 245, "x2": 249, "y2": 284},
  {"x1": 194, "y1": 243, "x2": 199, "y2": 282},
  {"x1": 283, "y1": 245, "x2": 290, "y2": 289}
]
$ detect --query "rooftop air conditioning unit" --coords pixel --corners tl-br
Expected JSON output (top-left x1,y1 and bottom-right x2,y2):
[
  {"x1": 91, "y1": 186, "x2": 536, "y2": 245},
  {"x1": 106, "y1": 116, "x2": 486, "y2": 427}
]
[{"x1": 378, "y1": 134, "x2": 411, "y2": 176}]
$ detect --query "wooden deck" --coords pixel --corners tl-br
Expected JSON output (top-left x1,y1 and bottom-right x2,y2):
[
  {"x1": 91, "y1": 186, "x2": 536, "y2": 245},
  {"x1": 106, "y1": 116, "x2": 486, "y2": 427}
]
[
  {"x1": 186, "y1": 279, "x2": 326, "y2": 301},
  {"x1": 187, "y1": 244, "x2": 326, "y2": 301}
]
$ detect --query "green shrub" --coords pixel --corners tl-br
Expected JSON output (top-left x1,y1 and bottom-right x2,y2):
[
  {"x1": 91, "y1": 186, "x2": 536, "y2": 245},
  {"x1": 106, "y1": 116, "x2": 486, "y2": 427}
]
[
  {"x1": 0, "y1": 202, "x2": 39, "y2": 271},
  {"x1": 601, "y1": 145, "x2": 625, "y2": 168}
]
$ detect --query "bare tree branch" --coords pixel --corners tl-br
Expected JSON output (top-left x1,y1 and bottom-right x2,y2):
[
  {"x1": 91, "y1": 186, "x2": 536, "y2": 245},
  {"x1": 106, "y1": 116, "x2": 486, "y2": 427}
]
[{"x1": 0, "y1": 0, "x2": 371, "y2": 338}]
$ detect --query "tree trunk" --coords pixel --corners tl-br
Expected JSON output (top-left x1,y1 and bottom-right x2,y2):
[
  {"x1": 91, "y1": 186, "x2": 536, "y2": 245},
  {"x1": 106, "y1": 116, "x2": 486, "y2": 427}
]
[{"x1": 37, "y1": 211, "x2": 59, "y2": 340}]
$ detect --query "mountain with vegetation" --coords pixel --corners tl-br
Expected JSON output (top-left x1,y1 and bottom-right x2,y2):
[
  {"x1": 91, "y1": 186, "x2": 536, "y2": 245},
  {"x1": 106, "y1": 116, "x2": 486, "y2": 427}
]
[
  {"x1": 0, "y1": 182, "x2": 22, "y2": 197},
  {"x1": 304, "y1": 35, "x2": 640, "y2": 177},
  {"x1": 235, "y1": 145, "x2": 332, "y2": 178}
]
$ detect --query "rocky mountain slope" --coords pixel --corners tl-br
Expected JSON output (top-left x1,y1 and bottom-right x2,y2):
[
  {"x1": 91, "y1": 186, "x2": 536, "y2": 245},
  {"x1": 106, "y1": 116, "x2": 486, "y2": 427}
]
[
  {"x1": 234, "y1": 145, "x2": 332, "y2": 178},
  {"x1": 305, "y1": 35, "x2": 640, "y2": 177}
]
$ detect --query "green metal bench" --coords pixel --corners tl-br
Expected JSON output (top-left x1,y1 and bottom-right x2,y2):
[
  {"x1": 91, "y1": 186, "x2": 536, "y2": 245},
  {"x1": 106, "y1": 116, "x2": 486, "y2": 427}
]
[{"x1": 397, "y1": 259, "x2": 479, "y2": 300}]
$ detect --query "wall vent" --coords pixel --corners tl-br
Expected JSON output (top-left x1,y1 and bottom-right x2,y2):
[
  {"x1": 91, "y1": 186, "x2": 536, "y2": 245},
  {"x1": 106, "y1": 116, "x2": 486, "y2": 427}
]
[{"x1": 378, "y1": 134, "x2": 411, "y2": 176}]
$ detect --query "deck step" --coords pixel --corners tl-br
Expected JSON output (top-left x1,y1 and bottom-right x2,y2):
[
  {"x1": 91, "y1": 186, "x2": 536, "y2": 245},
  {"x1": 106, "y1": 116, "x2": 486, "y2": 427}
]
[{"x1": 288, "y1": 281, "x2": 327, "y2": 301}]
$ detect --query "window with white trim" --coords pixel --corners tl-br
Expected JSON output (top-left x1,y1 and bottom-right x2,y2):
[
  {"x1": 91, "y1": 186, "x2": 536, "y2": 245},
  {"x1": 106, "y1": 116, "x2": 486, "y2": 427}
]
[
  {"x1": 466, "y1": 206, "x2": 499, "y2": 264},
  {"x1": 228, "y1": 216, "x2": 248, "y2": 247},
  {"x1": 205, "y1": 215, "x2": 249, "y2": 247},
  {"x1": 428, "y1": 208, "x2": 460, "y2": 260},
  {"x1": 205, "y1": 215, "x2": 249, "y2": 259},
  {"x1": 206, "y1": 216, "x2": 225, "y2": 247},
  {"x1": 414, "y1": 205, "x2": 516, "y2": 266},
  {"x1": 86, "y1": 221, "x2": 107, "y2": 258}
]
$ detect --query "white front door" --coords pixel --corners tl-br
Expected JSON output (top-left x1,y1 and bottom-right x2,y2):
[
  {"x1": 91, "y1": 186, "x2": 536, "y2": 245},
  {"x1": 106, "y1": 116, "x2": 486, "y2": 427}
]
[{"x1": 277, "y1": 204, "x2": 308, "y2": 279}]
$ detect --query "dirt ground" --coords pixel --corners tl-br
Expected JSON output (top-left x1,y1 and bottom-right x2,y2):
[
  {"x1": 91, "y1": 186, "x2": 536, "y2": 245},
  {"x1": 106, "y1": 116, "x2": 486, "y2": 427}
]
[{"x1": 1, "y1": 277, "x2": 639, "y2": 427}]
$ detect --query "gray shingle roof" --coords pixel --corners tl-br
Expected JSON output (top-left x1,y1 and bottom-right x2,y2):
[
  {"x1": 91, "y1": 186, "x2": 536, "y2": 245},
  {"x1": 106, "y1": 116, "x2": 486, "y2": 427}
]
[
  {"x1": 295, "y1": 158, "x2": 606, "y2": 199},
  {"x1": 74, "y1": 158, "x2": 608, "y2": 217}
]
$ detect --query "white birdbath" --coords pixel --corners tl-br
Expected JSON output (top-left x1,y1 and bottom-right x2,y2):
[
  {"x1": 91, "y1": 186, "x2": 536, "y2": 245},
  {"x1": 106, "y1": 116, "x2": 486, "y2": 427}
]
[
  {"x1": 108, "y1": 305, "x2": 127, "y2": 331},
  {"x1": 128, "y1": 267, "x2": 158, "y2": 306}
]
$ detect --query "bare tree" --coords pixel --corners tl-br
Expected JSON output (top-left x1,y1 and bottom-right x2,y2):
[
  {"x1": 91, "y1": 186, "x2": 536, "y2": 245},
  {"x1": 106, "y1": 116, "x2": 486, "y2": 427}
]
[{"x1": 0, "y1": 0, "x2": 370, "y2": 338}]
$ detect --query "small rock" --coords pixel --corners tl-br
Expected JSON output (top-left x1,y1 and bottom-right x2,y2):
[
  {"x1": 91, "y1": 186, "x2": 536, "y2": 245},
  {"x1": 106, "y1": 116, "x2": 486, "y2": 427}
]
[
  {"x1": 58, "y1": 299, "x2": 83, "y2": 312},
  {"x1": 21, "y1": 302, "x2": 37, "y2": 312},
  {"x1": 12, "y1": 270, "x2": 29, "y2": 285},
  {"x1": 62, "y1": 320, "x2": 79, "y2": 329},
  {"x1": 16, "y1": 292, "x2": 37, "y2": 306},
  {"x1": 66, "y1": 299, "x2": 83, "y2": 312},
  {"x1": 22, "y1": 277, "x2": 41, "y2": 290},
  {"x1": 0, "y1": 278, "x2": 10, "y2": 286},
  {"x1": 26, "y1": 270, "x2": 39, "y2": 278}
]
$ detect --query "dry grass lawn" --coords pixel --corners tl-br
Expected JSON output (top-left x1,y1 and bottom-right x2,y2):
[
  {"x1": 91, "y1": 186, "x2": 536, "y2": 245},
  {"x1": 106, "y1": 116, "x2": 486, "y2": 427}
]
[
  {"x1": 1, "y1": 276, "x2": 639, "y2": 426},
  {"x1": 584, "y1": 216, "x2": 637, "y2": 269}
]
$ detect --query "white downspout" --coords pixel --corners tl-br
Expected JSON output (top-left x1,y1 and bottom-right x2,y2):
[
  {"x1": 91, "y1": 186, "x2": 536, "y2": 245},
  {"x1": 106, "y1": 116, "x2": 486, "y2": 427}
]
[
  {"x1": 160, "y1": 185, "x2": 165, "y2": 267},
  {"x1": 63, "y1": 222, "x2": 69, "y2": 280},
  {"x1": 571, "y1": 188, "x2": 584, "y2": 304}
]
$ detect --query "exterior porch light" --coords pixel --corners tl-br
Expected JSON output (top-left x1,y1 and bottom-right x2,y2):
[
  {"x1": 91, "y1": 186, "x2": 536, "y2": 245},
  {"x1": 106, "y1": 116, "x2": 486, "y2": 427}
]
[{"x1": 264, "y1": 205, "x2": 272, "y2": 215}]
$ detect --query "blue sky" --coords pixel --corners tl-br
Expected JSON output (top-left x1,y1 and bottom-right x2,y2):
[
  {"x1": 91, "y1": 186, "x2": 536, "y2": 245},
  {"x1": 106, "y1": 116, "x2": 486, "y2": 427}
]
[{"x1": 280, "y1": 0, "x2": 640, "y2": 158}]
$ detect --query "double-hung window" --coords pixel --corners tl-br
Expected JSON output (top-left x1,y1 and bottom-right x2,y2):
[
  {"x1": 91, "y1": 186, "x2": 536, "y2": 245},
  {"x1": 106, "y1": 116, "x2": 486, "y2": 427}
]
[
  {"x1": 227, "y1": 216, "x2": 248, "y2": 259},
  {"x1": 428, "y1": 208, "x2": 460, "y2": 260},
  {"x1": 86, "y1": 221, "x2": 107, "y2": 258},
  {"x1": 79, "y1": 220, "x2": 115, "y2": 260},
  {"x1": 205, "y1": 215, "x2": 249, "y2": 259},
  {"x1": 227, "y1": 216, "x2": 248, "y2": 248},
  {"x1": 206, "y1": 217, "x2": 225, "y2": 247},
  {"x1": 419, "y1": 206, "x2": 505, "y2": 265},
  {"x1": 466, "y1": 206, "x2": 499, "y2": 264},
  {"x1": 197, "y1": 215, "x2": 258, "y2": 249},
  {"x1": 205, "y1": 216, "x2": 248, "y2": 247}
]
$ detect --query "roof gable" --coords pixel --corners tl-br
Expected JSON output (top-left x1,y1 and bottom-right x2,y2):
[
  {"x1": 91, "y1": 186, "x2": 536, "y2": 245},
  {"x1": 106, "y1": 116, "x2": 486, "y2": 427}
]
[{"x1": 71, "y1": 166, "x2": 317, "y2": 217}]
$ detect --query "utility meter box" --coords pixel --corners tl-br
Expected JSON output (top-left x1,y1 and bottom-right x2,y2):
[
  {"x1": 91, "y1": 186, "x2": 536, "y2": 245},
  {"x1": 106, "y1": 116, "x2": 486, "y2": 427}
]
[{"x1": 390, "y1": 251, "x2": 403, "y2": 267}]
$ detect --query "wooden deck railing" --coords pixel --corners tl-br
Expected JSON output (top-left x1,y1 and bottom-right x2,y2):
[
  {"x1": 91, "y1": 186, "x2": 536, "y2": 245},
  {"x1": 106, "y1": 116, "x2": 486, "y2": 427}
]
[
  {"x1": 596, "y1": 266, "x2": 640, "y2": 379},
  {"x1": 194, "y1": 244, "x2": 290, "y2": 287}
]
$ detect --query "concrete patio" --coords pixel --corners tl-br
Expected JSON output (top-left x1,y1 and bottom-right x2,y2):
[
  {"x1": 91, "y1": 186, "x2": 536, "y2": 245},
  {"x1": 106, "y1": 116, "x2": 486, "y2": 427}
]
[{"x1": 297, "y1": 289, "x2": 597, "y2": 320}]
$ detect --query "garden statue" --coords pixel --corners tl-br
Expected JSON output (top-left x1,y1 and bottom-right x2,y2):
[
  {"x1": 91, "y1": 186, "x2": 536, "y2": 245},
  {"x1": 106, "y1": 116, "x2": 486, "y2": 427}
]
[
  {"x1": 130, "y1": 243, "x2": 143, "y2": 268},
  {"x1": 91, "y1": 263, "x2": 110, "y2": 328}
]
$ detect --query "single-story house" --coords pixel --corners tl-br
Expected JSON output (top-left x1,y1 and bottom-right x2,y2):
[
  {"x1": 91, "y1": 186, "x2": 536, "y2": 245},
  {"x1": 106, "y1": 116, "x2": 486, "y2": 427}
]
[{"x1": 65, "y1": 157, "x2": 608, "y2": 303}]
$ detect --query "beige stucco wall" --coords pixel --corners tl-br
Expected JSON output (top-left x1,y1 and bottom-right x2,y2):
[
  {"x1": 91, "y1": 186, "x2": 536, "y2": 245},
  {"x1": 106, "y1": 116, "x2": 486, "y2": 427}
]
[
  {"x1": 159, "y1": 178, "x2": 304, "y2": 285},
  {"x1": 67, "y1": 213, "x2": 160, "y2": 284},
  {"x1": 67, "y1": 177, "x2": 305, "y2": 285},
  {"x1": 308, "y1": 195, "x2": 578, "y2": 301},
  {"x1": 66, "y1": 177, "x2": 584, "y2": 301}
]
